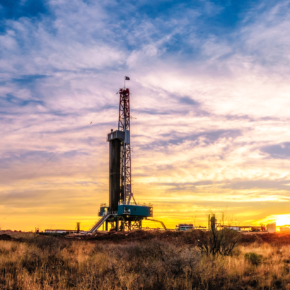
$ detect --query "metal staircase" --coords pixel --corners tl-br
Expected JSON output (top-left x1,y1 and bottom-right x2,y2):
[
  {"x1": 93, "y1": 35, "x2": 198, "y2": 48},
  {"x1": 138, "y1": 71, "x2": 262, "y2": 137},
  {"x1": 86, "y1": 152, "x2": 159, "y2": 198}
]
[{"x1": 89, "y1": 214, "x2": 111, "y2": 233}]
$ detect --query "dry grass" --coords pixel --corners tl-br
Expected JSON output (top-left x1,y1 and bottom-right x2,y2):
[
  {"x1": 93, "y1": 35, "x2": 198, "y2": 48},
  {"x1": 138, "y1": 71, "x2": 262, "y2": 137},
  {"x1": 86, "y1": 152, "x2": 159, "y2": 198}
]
[{"x1": 0, "y1": 233, "x2": 290, "y2": 289}]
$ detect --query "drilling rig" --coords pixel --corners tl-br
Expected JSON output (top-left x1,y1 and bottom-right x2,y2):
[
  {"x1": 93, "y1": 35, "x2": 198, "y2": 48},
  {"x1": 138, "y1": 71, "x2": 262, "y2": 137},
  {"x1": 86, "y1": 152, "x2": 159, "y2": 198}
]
[{"x1": 89, "y1": 81, "x2": 165, "y2": 232}]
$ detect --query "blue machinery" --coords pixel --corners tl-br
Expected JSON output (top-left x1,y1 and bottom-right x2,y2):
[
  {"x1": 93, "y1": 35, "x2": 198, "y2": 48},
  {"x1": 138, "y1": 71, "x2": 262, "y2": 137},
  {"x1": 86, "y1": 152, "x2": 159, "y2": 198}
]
[
  {"x1": 89, "y1": 203, "x2": 154, "y2": 232},
  {"x1": 89, "y1": 83, "x2": 166, "y2": 233}
]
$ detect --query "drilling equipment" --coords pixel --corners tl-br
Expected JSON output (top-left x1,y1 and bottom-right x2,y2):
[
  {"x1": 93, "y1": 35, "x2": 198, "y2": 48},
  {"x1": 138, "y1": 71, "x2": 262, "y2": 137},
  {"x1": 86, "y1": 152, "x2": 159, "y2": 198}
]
[{"x1": 89, "y1": 83, "x2": 160, "y2": 232}]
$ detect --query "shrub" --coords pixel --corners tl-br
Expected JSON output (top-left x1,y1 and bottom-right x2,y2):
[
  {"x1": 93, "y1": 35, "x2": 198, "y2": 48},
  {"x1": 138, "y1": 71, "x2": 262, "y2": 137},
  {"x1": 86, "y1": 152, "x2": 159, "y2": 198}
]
[
  {"x1": 244, "y1": 252, "x2": 263, "y2": 266},
  {"x1": 197, "y1": 228, "x2": 241, "y2": 256}
]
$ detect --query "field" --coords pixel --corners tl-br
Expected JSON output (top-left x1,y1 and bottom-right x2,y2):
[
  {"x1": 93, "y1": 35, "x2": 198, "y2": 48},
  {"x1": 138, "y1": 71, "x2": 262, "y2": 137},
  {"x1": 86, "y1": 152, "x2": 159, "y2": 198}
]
[{"x1": 1, "y1": 231, "x2": 290, "y2": 289}]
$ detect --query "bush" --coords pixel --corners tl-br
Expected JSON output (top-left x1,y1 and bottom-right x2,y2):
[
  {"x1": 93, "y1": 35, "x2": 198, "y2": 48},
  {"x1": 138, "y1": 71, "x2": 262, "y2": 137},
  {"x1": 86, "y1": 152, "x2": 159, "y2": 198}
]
[
  {"x1": 197, "y1": 229, "x2": 241, "y2": 256},
  {"x1": 244, "y1": 252, "x2": 263, "y2": 266}
]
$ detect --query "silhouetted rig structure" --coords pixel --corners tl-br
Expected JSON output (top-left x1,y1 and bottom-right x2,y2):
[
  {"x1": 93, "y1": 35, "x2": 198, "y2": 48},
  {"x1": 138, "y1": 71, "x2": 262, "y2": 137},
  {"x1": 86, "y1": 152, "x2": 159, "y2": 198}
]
[{"x1": 89, "y1": 83, "x2": 166, "y2": 233}]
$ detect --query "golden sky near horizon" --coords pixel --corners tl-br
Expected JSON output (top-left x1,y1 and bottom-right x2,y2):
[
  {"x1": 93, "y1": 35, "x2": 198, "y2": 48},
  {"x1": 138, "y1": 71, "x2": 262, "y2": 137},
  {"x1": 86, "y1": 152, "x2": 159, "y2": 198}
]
[{"x1": 1, "y1": 0, "x2": 290, "y2": 231}]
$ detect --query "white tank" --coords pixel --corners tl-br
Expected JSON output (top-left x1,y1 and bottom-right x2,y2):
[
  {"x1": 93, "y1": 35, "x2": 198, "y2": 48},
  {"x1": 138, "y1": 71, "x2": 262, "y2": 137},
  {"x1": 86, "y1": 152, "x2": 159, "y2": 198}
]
[{"x1": 267, "y1": 222, "x2": 276, "y2": 233}]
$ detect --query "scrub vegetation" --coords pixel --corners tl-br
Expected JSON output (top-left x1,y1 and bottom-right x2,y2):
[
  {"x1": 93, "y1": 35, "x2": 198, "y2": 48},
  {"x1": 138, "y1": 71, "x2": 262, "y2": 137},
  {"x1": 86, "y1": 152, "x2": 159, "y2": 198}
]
[{"x1": 0, "y1": 231, "x2": 290, "y2": 289}]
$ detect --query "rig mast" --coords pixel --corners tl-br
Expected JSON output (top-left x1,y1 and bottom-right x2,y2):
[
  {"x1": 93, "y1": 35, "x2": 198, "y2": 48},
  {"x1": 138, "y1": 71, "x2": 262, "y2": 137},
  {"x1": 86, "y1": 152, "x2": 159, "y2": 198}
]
[{"x1": 118, "y1": 88, "x2": 135, "y2": 205}]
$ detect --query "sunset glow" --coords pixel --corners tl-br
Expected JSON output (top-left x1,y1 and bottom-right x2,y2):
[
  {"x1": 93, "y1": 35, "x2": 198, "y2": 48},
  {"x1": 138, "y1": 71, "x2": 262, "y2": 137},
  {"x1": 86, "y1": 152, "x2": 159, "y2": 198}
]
[{"x1": 275, "y1": 216, "x2": 290, "y2": 227}]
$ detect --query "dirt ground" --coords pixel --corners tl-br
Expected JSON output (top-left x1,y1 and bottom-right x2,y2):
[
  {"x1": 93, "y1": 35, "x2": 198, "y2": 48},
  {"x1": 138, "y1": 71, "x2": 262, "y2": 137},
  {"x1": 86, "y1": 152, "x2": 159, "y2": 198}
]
[
  {"x1": 68, "y1": 230, "x2": 290, "y2": 246},
  {"x1": 2, "y1": 230, "x2": 290, "y2": 246}
]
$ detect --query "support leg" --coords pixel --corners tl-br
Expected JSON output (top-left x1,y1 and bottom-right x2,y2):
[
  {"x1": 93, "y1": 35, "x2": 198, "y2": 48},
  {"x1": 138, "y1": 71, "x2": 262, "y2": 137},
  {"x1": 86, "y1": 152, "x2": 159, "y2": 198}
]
[
  {"x1": 120, "y1": 219, "x2": 125, "y2": 231},
  {"x1": 116, "y1": 218, "x2": 119, "y2": 231}
]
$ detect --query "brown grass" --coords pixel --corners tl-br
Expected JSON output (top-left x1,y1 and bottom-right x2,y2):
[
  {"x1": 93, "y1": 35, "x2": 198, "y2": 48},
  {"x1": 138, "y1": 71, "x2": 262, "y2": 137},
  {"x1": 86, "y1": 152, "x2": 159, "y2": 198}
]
[{"x1": 1, "y1": 232, "x2": 290, "y2": 289}]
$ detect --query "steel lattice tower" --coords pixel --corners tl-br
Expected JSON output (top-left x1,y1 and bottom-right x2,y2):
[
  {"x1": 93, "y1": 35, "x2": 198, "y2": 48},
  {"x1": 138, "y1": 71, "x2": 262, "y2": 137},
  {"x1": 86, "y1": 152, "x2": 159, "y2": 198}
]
[{"x1": 118, "y1": 88, "x2": 135, "y2": 205}]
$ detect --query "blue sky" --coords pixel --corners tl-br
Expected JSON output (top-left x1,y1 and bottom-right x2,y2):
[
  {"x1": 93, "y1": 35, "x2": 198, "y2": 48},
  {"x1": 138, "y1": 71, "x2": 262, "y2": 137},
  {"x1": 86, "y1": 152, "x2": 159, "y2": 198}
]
[{"x1": 1, "y1": 0, "x2": 290, "y2": 230}]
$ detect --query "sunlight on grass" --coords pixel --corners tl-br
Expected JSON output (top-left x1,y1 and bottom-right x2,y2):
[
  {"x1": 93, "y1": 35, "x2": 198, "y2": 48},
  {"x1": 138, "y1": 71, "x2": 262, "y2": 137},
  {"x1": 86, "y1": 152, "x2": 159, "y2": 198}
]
[{"x1": 0, "y1": 232, "x2": 290, "y2": 289}]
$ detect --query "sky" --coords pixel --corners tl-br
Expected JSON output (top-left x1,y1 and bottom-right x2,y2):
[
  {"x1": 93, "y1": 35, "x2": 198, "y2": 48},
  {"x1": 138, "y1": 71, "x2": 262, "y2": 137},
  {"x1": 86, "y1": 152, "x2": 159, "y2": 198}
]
[{"x1": 1, "y1": 0, "x2": 290, "y2": 231}]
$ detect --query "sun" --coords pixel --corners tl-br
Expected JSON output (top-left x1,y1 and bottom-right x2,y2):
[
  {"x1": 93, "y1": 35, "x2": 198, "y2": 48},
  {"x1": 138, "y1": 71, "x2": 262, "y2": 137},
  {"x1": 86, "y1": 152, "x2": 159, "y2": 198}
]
[{"x1": 274, "y1": 215, "x2": 290, "y2": 226}]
